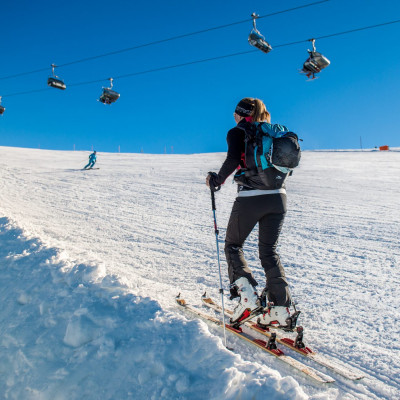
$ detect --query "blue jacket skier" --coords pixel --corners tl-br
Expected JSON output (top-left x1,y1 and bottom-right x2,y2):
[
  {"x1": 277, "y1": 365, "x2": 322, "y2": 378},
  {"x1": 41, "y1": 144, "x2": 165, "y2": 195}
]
[{"x1": 84, "y1": 151, "x2": 97, "y2": 169}]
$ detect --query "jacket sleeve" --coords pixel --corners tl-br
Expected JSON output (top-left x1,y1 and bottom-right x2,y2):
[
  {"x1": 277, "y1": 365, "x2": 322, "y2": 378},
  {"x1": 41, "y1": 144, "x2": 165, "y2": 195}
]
[{"x1": 215, "y1": 128, "x2": 243, "y2": 185}]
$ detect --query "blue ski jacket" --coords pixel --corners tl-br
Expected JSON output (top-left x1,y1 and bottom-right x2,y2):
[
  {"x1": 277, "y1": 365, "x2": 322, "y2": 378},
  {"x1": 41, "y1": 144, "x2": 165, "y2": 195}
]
[{"x1": 89, "y1": 153, "x2": 97, "y2": 162}]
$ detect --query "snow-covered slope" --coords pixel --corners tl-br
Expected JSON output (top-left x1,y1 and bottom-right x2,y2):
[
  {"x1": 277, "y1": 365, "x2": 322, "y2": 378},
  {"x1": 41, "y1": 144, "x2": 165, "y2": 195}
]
[{"x1": 0, "y1": 146, "x2": 399, "y2": 399}]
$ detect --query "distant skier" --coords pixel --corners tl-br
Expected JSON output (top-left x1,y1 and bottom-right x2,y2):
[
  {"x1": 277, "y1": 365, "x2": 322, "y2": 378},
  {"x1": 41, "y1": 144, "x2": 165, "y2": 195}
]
[
  {"x1": 84, "y1": 151, "x2": 97, "y2": 169},
  {"x1": 206, "y1": 97, "x2": 295, "y2": 330}
]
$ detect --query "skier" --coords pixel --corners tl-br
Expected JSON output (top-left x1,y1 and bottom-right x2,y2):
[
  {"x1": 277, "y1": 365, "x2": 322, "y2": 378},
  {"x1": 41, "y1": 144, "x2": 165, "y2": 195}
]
[
  {"x1": 206, "y1": 98, "x2": 293, "y2": 329},
  {"x1": 84, "y1": 151, "x2": 97, "y2": 169}
]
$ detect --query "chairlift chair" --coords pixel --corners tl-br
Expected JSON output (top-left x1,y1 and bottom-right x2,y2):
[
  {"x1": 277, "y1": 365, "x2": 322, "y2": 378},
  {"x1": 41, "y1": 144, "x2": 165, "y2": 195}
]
[
  {"x1": 0, "y1": 97, "x2": 5, "y2": 115},
  {"x1": 47, "y1": 64, "x2": 66, "y2": 90},
  {"x1": 301, "y1": 39, "x2": 330, "y2": 80},
  {"x1": 248, "y1": 13, "x2": 272, "y2": 54},
  {"x1": 99, "y1": 78, "x2": 120, "y2": 104}
]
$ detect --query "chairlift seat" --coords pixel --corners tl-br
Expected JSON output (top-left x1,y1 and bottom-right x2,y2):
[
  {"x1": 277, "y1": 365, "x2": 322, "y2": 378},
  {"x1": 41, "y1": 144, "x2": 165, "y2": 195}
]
[
  {"x1": 310, "y1": 51, "x2": 330, "y2": 69},
  {"x1": 303, "y1": 52, "x2": 330, "y2": 72},
  {"x1": 99, "y1": 88, "x2": 120, "y2": 104},
  {"x1": 0, "y1": 105, "x2": 5, "y2": 115},
  {"x1": 48, "y1": 77, "x2": 66, "y2": 90},
  {"x1": 302, "y1": 51, "x2": 330, "y2": 76},
  {"x1": 248, "y1": 31, "x2": 272, "y2": 54},
  {"x1": 302, "y1": 59, "x2": 321, "y2": 74}
]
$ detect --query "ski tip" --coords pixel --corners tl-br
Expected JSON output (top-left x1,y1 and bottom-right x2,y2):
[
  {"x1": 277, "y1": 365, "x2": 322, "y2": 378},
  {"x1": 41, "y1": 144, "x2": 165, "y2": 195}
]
[
  {"x1": 176, "y1": 298, "x2": 186, "y2": 306},
  {"x1": 202, "y1": 297, "x2": 214, "y2": 305},
  {"x1": 347, "y1": 373, "x2": 365, "y2": 381}
]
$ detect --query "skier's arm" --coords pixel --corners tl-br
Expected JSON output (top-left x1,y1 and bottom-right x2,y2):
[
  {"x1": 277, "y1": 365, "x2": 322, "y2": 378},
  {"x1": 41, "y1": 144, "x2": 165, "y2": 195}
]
[{"x1": 213, "y1": 128, "x2": 243, "y2": 185}]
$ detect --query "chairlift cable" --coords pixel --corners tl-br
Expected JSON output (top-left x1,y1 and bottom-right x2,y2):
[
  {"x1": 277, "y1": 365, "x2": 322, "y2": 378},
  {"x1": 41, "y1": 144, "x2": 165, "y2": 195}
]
[
  {"x1": 0, "y1": 0, "x2": 329, "y2": 81},
  {"x1": 310, "y1": 18, "x2": 400, "y2": 40},
  {"x1": 274, "y1": 18, "x2": 400, "y2": 48},
  {"x1": 2, "y1": 88, "x2": 51, "y2": 98},
  {"x1": 2, "y1": 50, "x2": 258, "y2": 96},
  {"x1": 0, "y1": 67, "x2": 50, "y2": 81},
  {"x1": 58, "y1": 0, "x2": 329, "y2": 68},
  {"x1": 68, "y1": 49, "x2": 258, "y2": 88},
  {"x1": 2, "y1": 18, "x2": 400, "y2": 98}
]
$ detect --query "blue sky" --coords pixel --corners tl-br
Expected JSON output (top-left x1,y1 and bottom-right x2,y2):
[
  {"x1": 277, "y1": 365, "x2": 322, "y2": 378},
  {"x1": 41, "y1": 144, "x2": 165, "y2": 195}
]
[{"x1": 0, "y1": 0, "x2": 399, "y2": 153}]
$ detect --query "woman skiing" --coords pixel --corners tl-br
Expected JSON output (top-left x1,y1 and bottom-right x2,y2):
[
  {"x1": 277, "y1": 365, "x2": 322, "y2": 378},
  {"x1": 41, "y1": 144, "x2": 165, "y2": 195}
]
[
  {"x1": 206, "y1": 98, "x2": 295, "y2": 329},
  {"x1": 84, "y1": 151, "x2": 97, "y2": 169}
]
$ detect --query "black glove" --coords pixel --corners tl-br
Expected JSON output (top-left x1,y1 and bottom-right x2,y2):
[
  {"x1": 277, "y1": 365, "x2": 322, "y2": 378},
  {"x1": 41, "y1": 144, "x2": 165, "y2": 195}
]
[{"x1": 207, "y1": 172, "x2": 221, "y2": 192}]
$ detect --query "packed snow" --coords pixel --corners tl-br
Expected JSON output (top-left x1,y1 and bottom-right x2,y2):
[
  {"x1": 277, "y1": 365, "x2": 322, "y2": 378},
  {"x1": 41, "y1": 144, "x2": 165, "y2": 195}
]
[{"x1": 0, "y1": 146, "x2": 399, "y2": 399}]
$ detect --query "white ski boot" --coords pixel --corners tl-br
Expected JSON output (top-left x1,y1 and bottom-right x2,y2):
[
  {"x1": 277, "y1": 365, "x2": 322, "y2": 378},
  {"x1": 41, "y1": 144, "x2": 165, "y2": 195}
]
[
  {"x1": 257, "y1": 305, "x2": 298, "y2": 331},
  {"x1": 230, "y1": 277, "x2": 262, "y2": 324}
]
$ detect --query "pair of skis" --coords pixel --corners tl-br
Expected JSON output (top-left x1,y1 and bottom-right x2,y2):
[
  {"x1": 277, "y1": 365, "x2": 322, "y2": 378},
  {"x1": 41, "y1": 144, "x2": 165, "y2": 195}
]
[{"x1": 176, "y1": 294, "x2": 364, "y2": 384}]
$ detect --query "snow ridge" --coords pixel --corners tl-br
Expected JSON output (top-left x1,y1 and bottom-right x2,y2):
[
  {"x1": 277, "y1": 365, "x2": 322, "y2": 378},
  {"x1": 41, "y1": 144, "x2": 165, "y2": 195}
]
[{"x1": 0, "y1": 218, "x2": 307, "y2": 400}]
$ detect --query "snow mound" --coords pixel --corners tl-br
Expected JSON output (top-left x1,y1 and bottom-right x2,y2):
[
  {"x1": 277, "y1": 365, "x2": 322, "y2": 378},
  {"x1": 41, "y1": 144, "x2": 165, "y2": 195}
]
[{"x1": 0, "y1": 219, "x2": 307, "y2": 399}]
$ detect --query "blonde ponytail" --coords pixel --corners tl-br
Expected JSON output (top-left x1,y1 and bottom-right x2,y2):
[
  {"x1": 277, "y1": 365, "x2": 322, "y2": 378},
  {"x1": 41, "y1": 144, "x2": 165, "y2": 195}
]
[{"x1": 252, "y1": 99, "x2": 270, "y2": 123}]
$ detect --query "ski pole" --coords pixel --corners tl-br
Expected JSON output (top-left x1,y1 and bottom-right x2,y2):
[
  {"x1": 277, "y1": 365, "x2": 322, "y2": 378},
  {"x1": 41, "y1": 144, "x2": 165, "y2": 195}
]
[{"x1": 210, "y1": 189, "x2": 229, "y2": 349}]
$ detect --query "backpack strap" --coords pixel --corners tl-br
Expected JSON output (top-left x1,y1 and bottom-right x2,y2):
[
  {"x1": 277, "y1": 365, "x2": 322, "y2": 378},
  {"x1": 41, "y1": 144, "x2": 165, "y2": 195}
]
[{"x1": 236, "y1": 121, "x2": 258, "y2": 172}]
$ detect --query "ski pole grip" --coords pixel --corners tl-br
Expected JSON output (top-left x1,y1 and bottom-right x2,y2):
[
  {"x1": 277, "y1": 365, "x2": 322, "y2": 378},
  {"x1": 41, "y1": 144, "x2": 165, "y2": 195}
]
[{"x1": 211, "y1": 189, "x2": 216, "y2": 211}]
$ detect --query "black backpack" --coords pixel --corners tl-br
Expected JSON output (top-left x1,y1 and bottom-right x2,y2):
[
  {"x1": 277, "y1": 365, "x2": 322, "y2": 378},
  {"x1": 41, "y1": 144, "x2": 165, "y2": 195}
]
[
  {"x1": 270, "y1": 132, "x2": 301, "y2": 170},
  {"x1": 236, "y1": 122, "x2": 301, "y2": 189}
]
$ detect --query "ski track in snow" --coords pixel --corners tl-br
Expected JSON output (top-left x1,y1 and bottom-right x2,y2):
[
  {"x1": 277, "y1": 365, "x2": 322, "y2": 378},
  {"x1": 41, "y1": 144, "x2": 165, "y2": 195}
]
[{"x1": 0, "y1": 146, "x2": 399, "y2": 399}]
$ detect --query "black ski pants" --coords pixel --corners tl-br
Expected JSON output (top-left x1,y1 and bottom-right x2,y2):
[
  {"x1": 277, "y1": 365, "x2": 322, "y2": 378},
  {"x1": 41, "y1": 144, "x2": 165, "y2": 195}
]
[{"x1": 224, "y1": 193, "x2": 291, "y2": 307}]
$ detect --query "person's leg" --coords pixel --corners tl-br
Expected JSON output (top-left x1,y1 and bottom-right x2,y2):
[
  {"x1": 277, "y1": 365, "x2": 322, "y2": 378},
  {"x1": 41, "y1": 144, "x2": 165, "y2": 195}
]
[
  {"x1": 224, "y1": 197, "x2": 260, "y2": 291},
  {"x1": 225, "y1": 197, "x2": 265, "y2": 322},
  {"x1": 259, "y1": 212, "x2": 291, "y2": 307},
  {"x1": 84, "y1": 163, "x2": 90, "y2": 169}
]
